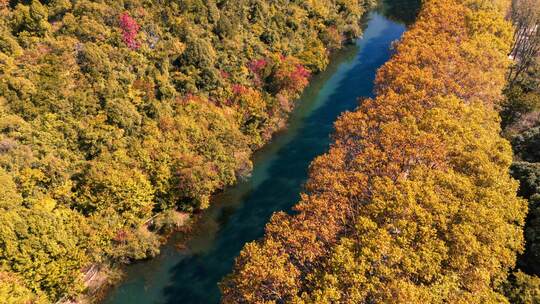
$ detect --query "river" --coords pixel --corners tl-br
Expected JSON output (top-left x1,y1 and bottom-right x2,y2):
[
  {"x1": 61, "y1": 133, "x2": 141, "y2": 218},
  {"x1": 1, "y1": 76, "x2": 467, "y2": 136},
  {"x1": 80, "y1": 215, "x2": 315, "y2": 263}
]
[{"x1": 104, "y1": 3, "x2": 416, "y2": 303}]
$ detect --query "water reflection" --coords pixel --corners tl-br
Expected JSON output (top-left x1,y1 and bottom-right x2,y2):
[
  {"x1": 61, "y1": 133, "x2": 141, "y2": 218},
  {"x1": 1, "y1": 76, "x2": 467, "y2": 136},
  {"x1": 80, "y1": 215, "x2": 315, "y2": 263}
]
[{"x1": 377, "y1": 0, "x2": 421, "y2": 26}]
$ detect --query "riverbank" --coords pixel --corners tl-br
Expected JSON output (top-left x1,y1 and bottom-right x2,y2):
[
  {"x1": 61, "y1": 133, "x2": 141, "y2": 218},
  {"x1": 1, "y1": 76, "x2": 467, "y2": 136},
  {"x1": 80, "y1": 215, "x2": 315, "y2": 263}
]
[
  {"x1": 103, "y1": 9, "x2": 411, "y2": 304},
  {"x1": 63, "y1": 211, "x2": 191, "y2": 304},
  {"x1": 66, "y1": 8, "x2": 381, "y2": 303}
]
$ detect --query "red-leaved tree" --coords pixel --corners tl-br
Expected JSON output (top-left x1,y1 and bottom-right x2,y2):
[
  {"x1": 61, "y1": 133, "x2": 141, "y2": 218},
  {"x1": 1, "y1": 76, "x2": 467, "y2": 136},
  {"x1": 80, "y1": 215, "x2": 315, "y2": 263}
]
[{"x1": 119, "y1": 12, "x2": 140, "y2": 50}]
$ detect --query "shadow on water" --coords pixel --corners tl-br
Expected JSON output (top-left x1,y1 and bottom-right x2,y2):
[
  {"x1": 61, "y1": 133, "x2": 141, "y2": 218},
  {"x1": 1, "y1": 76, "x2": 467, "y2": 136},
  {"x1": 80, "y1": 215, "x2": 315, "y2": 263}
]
[
  {"x1": 376, "y1": 0, "x2": 422, "y2": 26},
  {"x1": 104, "y1": 2, "x2": 420, "y2": 303}
]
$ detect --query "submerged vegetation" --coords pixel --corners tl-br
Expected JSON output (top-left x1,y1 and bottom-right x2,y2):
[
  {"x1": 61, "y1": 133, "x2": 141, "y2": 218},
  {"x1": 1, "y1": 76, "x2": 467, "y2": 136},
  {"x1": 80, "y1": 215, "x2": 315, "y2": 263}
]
[
  {"x1": 222, "y1": 0, "x2": 530, "y2": 302},
  {"x1": 0, "y1": 0, "x2": 374, "y2": 302}
]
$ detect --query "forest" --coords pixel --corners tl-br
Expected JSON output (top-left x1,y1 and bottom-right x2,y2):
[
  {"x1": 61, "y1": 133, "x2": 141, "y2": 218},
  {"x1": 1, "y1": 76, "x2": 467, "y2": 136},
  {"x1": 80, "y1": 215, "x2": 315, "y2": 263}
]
[
  {"x1": 222, "y1": 0, "x2": 540, "y2": 302},
  {"x1": 2, "y1": 0, "x2": 540, "y2": 302},
  {"x1": 0, "y1": 0, "x2": 374, "y2": 302}
]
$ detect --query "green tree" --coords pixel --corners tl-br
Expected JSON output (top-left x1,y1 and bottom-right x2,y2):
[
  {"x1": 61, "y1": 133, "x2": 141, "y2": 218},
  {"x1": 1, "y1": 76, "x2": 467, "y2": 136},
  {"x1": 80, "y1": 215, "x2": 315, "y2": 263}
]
[
  {"x1": 504, "y1": 271, "x2": 540, "y2": 304},
  {"x1": 513, "y1": 127, "x2": 540, "y2": 162},
  {"x1": 73, "y1": 154, "x2": 155, "y2": 226},
  {"x1": 0, "y1": 268, "x2": 47, "y2": 304},
  {"x1": 0, "y1": 207, "x2": 89, "y2": 301}
]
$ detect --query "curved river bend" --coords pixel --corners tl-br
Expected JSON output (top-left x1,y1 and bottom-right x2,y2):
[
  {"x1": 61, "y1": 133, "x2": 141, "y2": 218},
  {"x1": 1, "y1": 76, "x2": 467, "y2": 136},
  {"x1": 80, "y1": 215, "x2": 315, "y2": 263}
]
[{"x1": 105, "y1": 7, "x2": 411, "y2": 304}]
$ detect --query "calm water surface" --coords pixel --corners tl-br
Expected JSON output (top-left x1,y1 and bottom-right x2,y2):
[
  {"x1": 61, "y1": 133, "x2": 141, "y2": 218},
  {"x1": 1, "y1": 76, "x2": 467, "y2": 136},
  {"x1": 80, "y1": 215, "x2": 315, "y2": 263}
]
[{"x1": 105, "y1": 9, "x2": 409, "y2": 304}]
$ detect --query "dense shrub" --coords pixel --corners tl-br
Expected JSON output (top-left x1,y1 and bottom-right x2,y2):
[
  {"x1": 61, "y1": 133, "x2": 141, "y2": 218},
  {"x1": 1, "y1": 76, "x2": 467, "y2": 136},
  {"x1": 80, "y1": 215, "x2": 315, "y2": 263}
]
[
  {"x1": 512, "y1": 162, "x2": 540, "y2": 198},
  {"x1": 513, "y1": 127, "x2": 540, "y2": 162}
]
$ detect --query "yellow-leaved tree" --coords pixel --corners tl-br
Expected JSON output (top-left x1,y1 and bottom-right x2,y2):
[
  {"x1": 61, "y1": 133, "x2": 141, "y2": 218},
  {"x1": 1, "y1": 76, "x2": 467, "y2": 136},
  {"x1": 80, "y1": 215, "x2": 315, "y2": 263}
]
[{"x1": 221, "y1": 0, "x2": 527, "y2": 302}]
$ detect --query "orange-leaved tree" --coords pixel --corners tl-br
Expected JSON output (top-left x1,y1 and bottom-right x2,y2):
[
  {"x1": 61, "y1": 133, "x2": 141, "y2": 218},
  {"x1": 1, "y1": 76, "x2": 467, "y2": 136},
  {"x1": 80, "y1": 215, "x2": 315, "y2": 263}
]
[{"x1": 221, "y1": 0, "x2": 527, "y2": 303}]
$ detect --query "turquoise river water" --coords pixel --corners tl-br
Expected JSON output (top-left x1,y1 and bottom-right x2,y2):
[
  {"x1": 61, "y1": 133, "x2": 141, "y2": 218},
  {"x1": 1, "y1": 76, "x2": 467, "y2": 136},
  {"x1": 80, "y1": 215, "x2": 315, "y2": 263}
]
[{"x1": 104, "y1": 3, "x2": 418, "y2": 303}]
